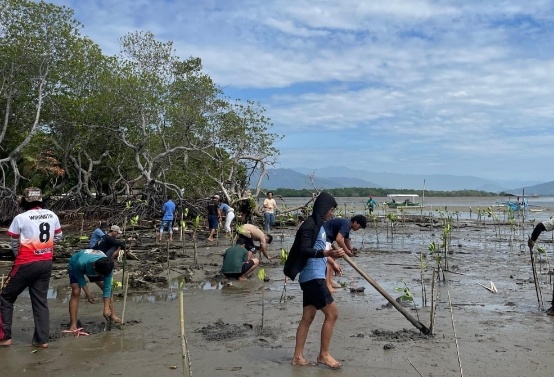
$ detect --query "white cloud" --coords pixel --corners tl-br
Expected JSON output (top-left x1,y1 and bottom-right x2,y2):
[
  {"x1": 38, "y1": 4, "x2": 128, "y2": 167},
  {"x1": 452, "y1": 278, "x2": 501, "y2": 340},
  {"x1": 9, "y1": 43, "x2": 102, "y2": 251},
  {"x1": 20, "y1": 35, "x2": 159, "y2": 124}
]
[{"x1": 41, "y1": 0, "x2": 554, "y2": 181}]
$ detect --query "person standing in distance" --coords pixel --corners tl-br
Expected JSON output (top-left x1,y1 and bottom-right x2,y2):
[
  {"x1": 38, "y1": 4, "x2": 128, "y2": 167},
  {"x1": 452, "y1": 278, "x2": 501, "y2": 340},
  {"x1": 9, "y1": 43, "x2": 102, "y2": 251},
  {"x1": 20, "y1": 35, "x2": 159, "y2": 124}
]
[
  {"x1": 263, "y1": 192, "x2": 279, "y2": 232},
  {"x1": 207, "y1": 195, "x2": 221, "y2": 242},
  {"x1": 0, "y1": 187, "x2": 63, "y2": 348},
  {"x1": 159, "y1": 194, "x2": 176, "y2": 242},
  {"x1": 219, "y1": 198, "x2": 235, "y2": 236}
]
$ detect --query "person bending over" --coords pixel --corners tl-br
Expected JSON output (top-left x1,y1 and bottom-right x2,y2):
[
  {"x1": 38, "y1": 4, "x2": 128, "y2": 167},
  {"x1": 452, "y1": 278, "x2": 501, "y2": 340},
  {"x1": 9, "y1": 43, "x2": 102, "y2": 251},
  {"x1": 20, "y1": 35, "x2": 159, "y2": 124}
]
[
  {"x1": 67, "y1": 250, "x2": 119, "y2": 331},
  {"x1": 221, "y1": 241, "x2": 259, "y2": 280}
]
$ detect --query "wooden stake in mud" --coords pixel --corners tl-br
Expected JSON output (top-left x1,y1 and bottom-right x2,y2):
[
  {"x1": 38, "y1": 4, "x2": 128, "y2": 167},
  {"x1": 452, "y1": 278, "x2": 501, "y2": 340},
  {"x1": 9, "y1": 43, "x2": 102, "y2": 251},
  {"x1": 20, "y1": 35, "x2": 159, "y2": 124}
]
[
  {"x1": 178, "y1": 277, "x2": 192, "y2": 376},
  {"x1": 121, "y1": 251, "x2": 130, "y2": 325},
  {"x1": 334, "y1": 243, "x2": 431, "y2": 335},
  {"x1": 528, "y1": 240, "x2": 544, "y2": 310}
]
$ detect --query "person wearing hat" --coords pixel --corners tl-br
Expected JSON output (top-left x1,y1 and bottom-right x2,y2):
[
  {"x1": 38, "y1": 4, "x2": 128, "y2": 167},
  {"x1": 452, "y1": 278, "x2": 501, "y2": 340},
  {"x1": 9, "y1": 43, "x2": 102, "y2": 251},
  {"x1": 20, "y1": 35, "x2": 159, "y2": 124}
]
[
  {"x1": 158, "y1": 194, "x2": 176, "y2": 242},
  {"x1": 89, "y1": 221, "x2": 109, "y2": 248},
  {"x1": 207, "y1": 195, "x2": 221, "y2": 242},
  {"x1": 93, "y1": 225, "x2": 137, "y2": 260},
  {"x1": 0, "y1": 187, "x2": 63, "y2": 348}
]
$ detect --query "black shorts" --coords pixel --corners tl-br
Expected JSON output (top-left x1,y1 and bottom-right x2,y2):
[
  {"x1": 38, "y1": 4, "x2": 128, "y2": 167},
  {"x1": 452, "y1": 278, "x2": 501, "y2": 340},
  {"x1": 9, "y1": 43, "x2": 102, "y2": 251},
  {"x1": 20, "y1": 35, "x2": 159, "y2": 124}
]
[
  {"x1": 223, "y1": 260, "x2": 255, "y2": 279},
  {"x1": 236, "y1": 234, "x2": 256, "y2": 252},
  {"x1": 300, "y1": 279, "x2": 333, "y2": 310}
]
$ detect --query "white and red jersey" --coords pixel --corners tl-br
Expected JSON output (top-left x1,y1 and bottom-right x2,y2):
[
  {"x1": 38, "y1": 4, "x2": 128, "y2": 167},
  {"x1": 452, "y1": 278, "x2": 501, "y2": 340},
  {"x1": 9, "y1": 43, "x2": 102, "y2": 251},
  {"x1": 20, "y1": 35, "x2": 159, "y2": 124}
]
[{"x1": 7, "y1": 207, "x2": 62, "y2": 265}]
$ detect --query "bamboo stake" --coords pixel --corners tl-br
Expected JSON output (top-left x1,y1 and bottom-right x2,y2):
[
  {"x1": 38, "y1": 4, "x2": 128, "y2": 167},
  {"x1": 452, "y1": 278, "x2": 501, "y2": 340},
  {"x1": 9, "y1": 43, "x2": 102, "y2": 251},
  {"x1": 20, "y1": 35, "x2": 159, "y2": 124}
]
[
  {"x1": 0, "y1": 274, "x2": 4, "y2": 289},
  {"x1": 121, "y1": 248, "x2": 129, "y2": 325},
  {"x1": 167, "y1": 239, "x2": 171, "y2": 289},
  {"x1": 279, "y1": 276, "x2": 287, "y2": 304},
  {"x1": 178, "y1": 277, "x2": 192, "y2": 376},
  {"x1": 180, "y1": 208, "x2": 184, "y2": 242},
  {"x1": 528, "y1": 241, "x2": 544, "y2": 309},
  {"x1": 121, "y1": 266, "x2": 130, "y2": 325},
  {"x1": 447, "y1": 290, "x2": 464, "y2": 377},
  {"x1": 429, "y1": 269, "x2": 436, "y2": 334}
]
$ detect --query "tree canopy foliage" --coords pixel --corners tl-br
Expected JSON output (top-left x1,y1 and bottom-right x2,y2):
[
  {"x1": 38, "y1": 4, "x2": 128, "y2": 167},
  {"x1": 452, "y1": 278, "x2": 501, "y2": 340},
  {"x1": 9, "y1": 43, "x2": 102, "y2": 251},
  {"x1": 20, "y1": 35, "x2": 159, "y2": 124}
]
[{"x1": 0, "y1": 0, "x2": 282, "y2": 221}]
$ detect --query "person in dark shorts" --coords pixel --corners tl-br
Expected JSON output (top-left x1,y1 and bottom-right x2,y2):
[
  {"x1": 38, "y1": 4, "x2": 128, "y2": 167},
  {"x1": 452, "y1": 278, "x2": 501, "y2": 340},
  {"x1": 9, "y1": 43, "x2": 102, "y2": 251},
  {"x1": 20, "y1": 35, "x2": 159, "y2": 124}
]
[
  {"x1": 236, "y1": 224, "x2": 273, "y2": 261},
  {"x1": 283, "y1": 192, "x2": 345, "y2": 369},
  {"x1": 0, "y1": 187, "x2": 63, "y2": 348},
  {"x1": 207, "y1": 195, "x2": 221, "y2": 241},
  {"x1": 221, "y1": 242, "x2": 259, "y2": 280}
]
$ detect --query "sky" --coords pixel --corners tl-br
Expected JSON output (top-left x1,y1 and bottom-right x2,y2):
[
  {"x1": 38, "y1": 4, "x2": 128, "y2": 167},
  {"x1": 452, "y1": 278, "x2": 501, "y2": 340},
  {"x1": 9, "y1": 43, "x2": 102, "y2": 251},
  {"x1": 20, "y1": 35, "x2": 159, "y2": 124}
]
[{"x1": 44, "y1": 0, "x2": 554, "y2": 183}]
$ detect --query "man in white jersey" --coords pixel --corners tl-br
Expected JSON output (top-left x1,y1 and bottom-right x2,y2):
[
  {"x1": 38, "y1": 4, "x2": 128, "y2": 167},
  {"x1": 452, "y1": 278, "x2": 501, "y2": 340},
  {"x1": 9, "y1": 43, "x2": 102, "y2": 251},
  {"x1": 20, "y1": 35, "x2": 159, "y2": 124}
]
[{"x1": 0, "y1": 188, "x2": 62, "y2": 348}]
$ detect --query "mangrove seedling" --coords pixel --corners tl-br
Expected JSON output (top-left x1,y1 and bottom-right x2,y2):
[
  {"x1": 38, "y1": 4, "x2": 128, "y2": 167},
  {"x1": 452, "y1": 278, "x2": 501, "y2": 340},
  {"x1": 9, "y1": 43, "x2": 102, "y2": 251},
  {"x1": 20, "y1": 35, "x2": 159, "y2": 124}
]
[
  {"x1": 394, "y1": 280, "x2": 420, "y2": 321},
  {"x1": 192, "y1": 215, "x2": 201, "y2": 265}
]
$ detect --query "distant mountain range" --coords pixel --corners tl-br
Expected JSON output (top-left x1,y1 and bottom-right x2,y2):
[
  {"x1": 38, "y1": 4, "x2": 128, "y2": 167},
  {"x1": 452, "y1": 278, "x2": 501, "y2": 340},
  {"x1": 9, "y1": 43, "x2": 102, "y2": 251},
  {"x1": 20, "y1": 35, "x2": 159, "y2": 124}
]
[{"x1": 251, "y1": 166, "x2": 554, "y2": 195}]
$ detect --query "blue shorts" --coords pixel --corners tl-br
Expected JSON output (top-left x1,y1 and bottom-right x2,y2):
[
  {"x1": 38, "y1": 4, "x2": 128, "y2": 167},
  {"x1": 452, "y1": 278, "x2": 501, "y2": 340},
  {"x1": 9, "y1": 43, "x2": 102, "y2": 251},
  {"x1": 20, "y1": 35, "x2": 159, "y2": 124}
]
[
  {"x1": 208, "y1": 215, "x2": 219, "y2": 230},
  {"x1": 68, "y1": 270, "x2": 103, "y2": 285},
  {"x1": 160, "y1": 220, "x2": 173, "y2": 233}
]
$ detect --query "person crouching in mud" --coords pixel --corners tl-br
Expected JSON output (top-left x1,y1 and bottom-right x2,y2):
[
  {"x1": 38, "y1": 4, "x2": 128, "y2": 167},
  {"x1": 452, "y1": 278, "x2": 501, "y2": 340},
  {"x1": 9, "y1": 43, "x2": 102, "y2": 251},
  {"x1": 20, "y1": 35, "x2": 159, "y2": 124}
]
[
  {"x1": 67, "y1": 249, "x2": 120, "y2": 331},
  {"x1": 283, "y1": 192, "x2": 345, "y2": 370}
]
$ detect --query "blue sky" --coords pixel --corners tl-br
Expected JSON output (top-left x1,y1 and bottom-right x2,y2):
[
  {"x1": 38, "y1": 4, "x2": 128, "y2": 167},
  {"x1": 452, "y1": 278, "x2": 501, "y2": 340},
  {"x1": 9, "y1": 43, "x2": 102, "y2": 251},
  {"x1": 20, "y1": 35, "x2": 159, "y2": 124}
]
[{"x1": 46, "y1": 0, "x2": 554, "y2": 182}]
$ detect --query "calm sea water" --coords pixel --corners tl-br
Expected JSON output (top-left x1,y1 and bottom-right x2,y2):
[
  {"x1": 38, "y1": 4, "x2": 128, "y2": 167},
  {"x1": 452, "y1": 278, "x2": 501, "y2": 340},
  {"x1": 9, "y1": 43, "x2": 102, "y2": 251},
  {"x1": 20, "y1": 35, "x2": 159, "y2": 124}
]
[{"x1": 262, "y1": 196, "x2": 554, "y2": 222}]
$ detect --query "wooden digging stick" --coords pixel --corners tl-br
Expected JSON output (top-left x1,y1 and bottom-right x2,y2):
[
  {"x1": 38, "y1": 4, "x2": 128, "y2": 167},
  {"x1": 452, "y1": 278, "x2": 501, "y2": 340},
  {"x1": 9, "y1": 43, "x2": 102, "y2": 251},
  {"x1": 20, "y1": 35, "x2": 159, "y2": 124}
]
[{"x1": 334, "y1": 243, "x2": 431, "y2": 334}]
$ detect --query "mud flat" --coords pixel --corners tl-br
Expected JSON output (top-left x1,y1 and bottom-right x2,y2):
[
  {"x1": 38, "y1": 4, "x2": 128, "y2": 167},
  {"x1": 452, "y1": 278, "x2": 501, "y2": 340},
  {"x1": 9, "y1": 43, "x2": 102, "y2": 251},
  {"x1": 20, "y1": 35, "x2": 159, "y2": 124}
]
[{"x1": 1, "y1": 216, "x2": 554, "y2": 377}]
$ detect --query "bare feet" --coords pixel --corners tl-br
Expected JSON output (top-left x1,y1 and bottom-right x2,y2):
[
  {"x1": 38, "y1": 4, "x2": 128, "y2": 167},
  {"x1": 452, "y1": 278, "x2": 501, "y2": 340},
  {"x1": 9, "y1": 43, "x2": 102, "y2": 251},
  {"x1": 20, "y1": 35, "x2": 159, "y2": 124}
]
[
  {"x1": 238, "y1": 276, "x2": 248, "y2": 281},
  {"x1": 331, "y1": 281, "x2": 342, "y2": 288},
  {"x1": 207, "y1": 238, "x2": 214, "y2": 242},
  {"x1": 291, "y1": 355, "x2": 311, "y2": 366},
  {"x1": 317, "y1": 355, "x2": 342, "y2": 370},
  {"x1": 110, "y1": 315, "x2": 121, "y2": 323},
  {"x1": 0, "y1": 339, "x2": 12, "y2": 347},
  {"x1": 31, "y1": 342, "x2": 48, "y2": 348}
]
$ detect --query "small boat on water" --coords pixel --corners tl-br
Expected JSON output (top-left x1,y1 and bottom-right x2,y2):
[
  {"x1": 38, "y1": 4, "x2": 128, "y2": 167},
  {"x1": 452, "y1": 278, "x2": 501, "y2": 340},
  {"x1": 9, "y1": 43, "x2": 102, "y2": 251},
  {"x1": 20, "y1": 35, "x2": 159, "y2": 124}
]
[
  {"x1": 496, "y1": 199, "x2": 544, "y2": 212},
  {"x1": 385, "y1": 194, "x2": 422, "y2": 209}
]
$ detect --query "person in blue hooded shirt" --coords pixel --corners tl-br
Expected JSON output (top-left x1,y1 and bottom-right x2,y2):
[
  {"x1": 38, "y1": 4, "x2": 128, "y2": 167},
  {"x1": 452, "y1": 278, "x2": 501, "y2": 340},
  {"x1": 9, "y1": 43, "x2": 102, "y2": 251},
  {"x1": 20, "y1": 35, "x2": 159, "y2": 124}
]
[
  {"x1": 67, "y1": 249, "x2": 118, "y2": 331},
  {"x1": 284, "y1": 192, "x2": 345, "y2": 370}
]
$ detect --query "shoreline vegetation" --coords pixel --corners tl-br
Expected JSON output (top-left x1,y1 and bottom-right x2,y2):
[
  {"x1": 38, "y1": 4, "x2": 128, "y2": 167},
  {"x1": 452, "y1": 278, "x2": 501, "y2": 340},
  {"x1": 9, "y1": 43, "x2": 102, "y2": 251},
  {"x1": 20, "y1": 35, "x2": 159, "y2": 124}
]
[{"x1": 270, "y1": 187, "x2": 508, "y2": 197}]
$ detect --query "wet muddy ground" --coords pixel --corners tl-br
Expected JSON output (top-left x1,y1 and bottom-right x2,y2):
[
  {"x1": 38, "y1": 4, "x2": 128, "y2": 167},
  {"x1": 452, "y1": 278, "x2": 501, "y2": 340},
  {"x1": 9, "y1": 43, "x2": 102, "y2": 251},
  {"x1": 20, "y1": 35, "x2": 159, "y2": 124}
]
[{"x1": 1, "y1": 211, "x2": 554, "y2": 376}]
